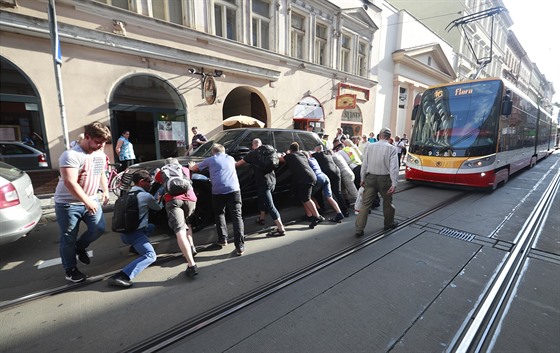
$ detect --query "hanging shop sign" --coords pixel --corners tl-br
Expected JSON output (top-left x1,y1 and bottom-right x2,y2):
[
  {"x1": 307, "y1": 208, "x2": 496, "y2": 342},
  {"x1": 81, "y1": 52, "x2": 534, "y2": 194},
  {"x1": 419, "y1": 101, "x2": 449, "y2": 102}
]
[
  {"x1": 204, "y1": 76, "x2": 217, "y2": 104},
  {"x1": 335, "y1": 94, "x2": 357, "y2": 110},
  {"x1": 338, "y1": 83, "x2": 370, "y2": 101}
]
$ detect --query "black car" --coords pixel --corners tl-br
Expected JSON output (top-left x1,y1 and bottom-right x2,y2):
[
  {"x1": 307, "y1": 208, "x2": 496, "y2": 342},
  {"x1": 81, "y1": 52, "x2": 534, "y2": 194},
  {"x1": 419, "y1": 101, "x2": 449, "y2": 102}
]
[{"x1": 123, "y1": 128, "x2": 323, "y2": 230}]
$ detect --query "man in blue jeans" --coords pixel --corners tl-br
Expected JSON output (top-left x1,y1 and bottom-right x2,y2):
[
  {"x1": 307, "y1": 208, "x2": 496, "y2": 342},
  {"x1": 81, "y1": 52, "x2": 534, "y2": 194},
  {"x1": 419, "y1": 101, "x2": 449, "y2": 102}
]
[
  {"x1": 54, "y1": 122, "x2": 111, "y2": 283},
  {"x1": 108, "y1": 170, "x2": 163, "y2": 288},
  {"x1": 189, "y1": 144, "x2": 246, "y2": 255}
]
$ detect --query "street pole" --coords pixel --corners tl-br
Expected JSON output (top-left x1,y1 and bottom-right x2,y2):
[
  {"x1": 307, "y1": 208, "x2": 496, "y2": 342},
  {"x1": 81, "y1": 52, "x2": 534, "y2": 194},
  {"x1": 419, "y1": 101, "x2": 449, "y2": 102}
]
[{"x1": 48, "y1": 0, "x2": 70, "y2": 150}]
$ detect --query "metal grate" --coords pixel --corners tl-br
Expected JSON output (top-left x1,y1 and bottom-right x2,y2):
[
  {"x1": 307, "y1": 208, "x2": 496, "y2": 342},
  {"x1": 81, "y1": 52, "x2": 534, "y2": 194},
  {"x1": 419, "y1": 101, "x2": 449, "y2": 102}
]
[{"x1": 439, "y1": 227, "x2": 476, "y2": 242}]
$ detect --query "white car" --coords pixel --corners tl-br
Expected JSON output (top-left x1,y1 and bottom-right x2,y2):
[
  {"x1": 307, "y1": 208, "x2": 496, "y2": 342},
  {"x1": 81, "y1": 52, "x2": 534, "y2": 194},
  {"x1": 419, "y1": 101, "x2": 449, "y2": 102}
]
[{"x1": 0, "y1": 162, "x2": 43, "y2": 245}]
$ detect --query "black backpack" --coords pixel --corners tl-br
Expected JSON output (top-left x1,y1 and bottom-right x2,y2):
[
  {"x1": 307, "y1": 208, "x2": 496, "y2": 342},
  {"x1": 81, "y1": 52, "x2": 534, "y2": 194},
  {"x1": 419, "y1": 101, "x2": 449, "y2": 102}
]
[
  {"x1": 112, "y1": 190, "x2": 143, "y2": 233},
  {"x1": 255, "y1": 144, "x2": 279, "y2": 173}
]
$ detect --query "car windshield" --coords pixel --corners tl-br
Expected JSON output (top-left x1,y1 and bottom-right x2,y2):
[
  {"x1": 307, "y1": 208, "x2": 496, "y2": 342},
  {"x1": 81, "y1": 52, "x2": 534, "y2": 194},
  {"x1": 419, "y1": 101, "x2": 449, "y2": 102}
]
[
  {"x1": 191, "y1": 130, "x2": 242, "y2": 157},
  {"x1": 411, "y1": 80, "x2": 502, "y2": 157}
]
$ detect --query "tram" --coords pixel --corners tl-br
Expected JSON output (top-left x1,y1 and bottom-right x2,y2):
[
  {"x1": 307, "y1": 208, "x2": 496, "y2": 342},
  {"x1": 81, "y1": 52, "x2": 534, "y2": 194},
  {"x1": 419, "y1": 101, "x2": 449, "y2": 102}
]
[{"x1": 405, "y1": 78, "x2": 557, "y2": 190}]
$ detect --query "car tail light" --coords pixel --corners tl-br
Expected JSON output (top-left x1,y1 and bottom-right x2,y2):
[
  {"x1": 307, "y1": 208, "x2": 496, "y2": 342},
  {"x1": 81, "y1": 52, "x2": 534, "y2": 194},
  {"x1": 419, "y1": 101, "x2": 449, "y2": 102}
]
[
  {"x1": 0, "y1": 183, "x2": 20, "y2": 209},
  {"x1": 38, "y1": 153, "x2": 48, "y2": 168}
]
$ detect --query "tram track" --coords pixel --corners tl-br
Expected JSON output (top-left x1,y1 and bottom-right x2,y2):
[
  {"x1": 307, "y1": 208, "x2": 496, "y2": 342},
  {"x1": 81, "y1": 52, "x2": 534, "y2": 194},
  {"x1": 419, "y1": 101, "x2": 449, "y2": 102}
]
[
  {"x1": 121, "y1": 191, "x2": 470, "y2": 353},
  {"x1": 449, "y1": 166, "x2": 560, "y2": 353}
]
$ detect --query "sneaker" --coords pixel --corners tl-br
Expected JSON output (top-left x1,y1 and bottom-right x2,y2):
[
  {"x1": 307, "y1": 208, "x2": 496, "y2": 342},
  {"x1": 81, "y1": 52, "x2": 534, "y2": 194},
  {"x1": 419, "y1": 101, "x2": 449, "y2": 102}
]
[
  {"x1": 108, "y1": 272, "x2": 132, "y2": 288},
  {"x1": 236, "y1": 246, "x2": 245, "y2": 256},
  {"x1": 329, "y1": 213, "x2": 344, "y2": 223},
  {"x1": 76, "y1": 249, "x2": 90, "y2": 265},
  {"x1": 317, "y1": 215, "x2": 325, "y2": 223},
  {"x1": 185, "y1": 265, "x2": 198, "y2": 278},
  {"x1": 191, "y1": 245, "x2": 198, "y2": 257},
  {"x1": 384, "y1": 222, "x2": 399, "y2": 231},
  {"x1": 65, "y1": 267, "x2": 86, "y2": 283},
  {"x1": 217, "y1": 238, "x2": 228, "y2": 246}
]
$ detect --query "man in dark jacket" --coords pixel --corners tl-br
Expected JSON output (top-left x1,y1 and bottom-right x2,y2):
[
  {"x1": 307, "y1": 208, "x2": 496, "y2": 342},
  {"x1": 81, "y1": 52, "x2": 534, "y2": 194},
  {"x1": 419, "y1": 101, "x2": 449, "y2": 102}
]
[
  {"x1": 312, "y1": 144, "x2": 349, "y2": 217},
  {"x1": 278, "y1": 142, "x2": 324, "y2": 229}
]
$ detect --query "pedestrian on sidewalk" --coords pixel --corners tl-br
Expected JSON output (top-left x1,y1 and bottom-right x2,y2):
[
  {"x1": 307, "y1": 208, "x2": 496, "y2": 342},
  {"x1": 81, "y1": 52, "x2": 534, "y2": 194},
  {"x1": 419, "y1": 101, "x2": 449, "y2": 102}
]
[
  {"x1": 109, "y1": 170, "x2": 163, "y2": 288},
  {"x1": 355, "y1": 127, "x2": 400, "y2": 237},
  {"x1": 189, "y1": 144, "x2": 246, "y2": 255},
  {"x1": 54, "y1": 122, "x2": 111, "y2": 283}
]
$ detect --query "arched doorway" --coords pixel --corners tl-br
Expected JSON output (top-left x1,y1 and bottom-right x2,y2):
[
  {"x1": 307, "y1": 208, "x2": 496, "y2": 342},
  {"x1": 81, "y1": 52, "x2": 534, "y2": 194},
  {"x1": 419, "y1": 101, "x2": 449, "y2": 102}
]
[
  {"x1": 292, "y1": 96, "x2": 325, "y2": 133},
  {"x1": 0, "y1": 57, "x2": 47, "y2": 160},
  {"x1": 222, "y1": 87, "x2": 268, "y2": 128},
  {"x1": 109, "y1": 75, "x2": 186, "y2": 162}
]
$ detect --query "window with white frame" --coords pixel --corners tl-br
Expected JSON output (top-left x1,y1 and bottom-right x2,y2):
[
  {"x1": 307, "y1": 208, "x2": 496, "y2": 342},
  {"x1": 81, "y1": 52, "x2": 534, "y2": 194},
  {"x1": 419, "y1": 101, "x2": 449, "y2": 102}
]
[
  {"x1": 97, "y1": 0, "x2": 130, "y2": 10},
  {"x1": 290, "y1": 13, "x2": 305, "y2": 59},
  {"x1": 152, "y1": 0, "x2": 183, "y2": 25},
  {"x1": 340, "y1": 34, "x2": 351, "y2": 73},
  {"x1": 252, "y1": 0, "x2": 271, "y2": 50},
  {"x1": 357, "y1": 41, "x2": 368, "y2": 77},
  {"x1": 314, "y1": 23, "x2": 328, "y2": 66},
  {"x1": 215, "y1": 0, "x2": 238, "y2": 40}
]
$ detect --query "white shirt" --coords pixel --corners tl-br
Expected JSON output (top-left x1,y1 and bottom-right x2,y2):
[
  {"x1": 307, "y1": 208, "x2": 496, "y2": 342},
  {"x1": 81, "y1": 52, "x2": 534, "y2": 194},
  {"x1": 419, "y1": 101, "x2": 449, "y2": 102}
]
[{"x1": 360, "y1": 139, "x2": 399, "y2": 187}]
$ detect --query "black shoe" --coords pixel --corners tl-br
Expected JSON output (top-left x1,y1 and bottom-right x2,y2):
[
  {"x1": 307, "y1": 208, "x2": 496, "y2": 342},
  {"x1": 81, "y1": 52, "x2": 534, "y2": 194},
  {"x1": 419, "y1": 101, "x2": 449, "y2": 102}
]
[
  {"x1": 217, "y1": 238, "x2": 228, "y2": 246},
  {"x1": 372, "y1": 203, "x2": 380, "y2": 209},
  {"x1": 191, "y1": 245, "x2": 198, "y2": 257},
  {"x1": 355, "y1": 230, "x2": 364, "y2": 237},
  {"x1": 342, "y1": 211, "x2": 350, "y2": 218},
  {"x1": 185, "y1": 265, "x2": 198, "y2": 278},
  {"x1": 317, "y1": 215, "x2": 325, "y2": 223},
  {"x1": 129, "y1": 246, "x2": 139, "y2": 255},
  {"x1": 384, "y1": 222, "x2": 399, "y2": 231},
  {"x1": 65, "y1": 267, "x2": 86, "y2": 283},
  {"x1": 76, "y1": 249, "x2": 90, "y2": 265},
  {"x1": 236, "y1": 246, "x2": 245, "y2": 256},
  {"x1": 329, "y1": 213, "x2": 344, "y2": 223},
  {"x1": 108, "y1": 272, "x2": 132, "y2": 288}
]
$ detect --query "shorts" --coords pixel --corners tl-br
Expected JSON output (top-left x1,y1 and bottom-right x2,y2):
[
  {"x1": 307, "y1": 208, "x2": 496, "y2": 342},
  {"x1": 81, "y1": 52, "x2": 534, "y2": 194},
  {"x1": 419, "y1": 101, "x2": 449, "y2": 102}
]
[
  {"x1": 295, "y1": 182, "x2": 314, "y2": 203},
  {"x1": 165, "y1": 199, "x2": 196, "y2": 233}
]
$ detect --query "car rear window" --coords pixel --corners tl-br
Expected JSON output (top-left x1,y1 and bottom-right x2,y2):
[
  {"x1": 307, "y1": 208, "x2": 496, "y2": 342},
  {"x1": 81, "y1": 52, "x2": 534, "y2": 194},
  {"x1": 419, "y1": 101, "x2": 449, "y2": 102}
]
[{"x1": 0, "y1": 162, "x2": 24, "y2": 181}]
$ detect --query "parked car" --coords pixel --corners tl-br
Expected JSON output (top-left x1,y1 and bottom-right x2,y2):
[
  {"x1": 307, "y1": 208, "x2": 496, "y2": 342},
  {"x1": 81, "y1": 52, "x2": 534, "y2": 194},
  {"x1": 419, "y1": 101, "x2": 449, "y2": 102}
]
[
  {"x1": 0, "y1": 141, "x2": 48, "y2": 170},
  {"x1": 123, "y1": 128, "x2": 323, "y2": 230},
  {"x1": 0, "y1": 162, "x2": 43, "y2": 245}
]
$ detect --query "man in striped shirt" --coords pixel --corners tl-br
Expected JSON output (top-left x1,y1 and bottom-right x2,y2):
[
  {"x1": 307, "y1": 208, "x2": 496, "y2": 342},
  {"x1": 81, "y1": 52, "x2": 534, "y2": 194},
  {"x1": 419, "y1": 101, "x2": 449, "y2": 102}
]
[
  {"x1": 54, "y1": 122, "x2": 111, "y2": 282},
  {"x1": 355, "y1": 127, "x2": 400, "y2": 237}
]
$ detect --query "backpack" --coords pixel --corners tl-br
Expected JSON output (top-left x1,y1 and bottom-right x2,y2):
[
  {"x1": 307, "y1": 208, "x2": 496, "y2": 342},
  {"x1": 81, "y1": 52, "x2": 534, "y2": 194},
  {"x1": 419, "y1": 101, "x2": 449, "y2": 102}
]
[
  {"x1": 160, "y1": 163, "x2": 192, "y2": 196},
  {"x1": 255, "y1": 144, "x2": 279, "y2": 173},
  {"x1": 112, "y1": 190, "x2": 142, "y2": 233}
]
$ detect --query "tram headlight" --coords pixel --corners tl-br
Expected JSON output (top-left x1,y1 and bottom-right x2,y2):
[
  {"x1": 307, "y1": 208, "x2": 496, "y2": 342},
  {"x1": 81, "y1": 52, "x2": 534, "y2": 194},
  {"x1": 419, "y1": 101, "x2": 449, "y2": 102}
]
[
  {"x1": 407, "y1": 154, "x2": 421, "y2": 165},
  {"x1": 460, "y1": 155, "x2": 496, "y2": 169}
]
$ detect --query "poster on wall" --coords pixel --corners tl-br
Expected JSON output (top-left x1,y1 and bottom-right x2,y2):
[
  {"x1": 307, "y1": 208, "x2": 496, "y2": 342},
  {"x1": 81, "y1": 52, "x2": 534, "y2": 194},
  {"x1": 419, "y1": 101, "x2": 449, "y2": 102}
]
[
  {"x1": 158, "y1": 121, "x2": 173, "y2": 140},
  {"x1": 157, "y1": 121, "x2": 186, "y2": 145},
  {"x1": 171, "y1": 121, "x2": 186, "y2": 146}
]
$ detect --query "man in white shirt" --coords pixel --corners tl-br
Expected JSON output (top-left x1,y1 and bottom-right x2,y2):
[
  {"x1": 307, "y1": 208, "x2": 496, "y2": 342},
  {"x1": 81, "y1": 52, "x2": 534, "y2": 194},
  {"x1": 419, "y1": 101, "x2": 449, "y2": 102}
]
[{"x1": 355, "y1": 127, "x2": 400, "y2": 237}]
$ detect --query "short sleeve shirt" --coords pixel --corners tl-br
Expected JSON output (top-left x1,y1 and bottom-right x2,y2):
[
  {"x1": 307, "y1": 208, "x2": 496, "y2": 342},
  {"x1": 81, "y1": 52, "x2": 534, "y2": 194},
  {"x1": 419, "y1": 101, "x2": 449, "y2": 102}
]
[
  {"x1": 197, "y1": 153, "x2": 240, "y2": 195},
  {"x1": 54, "y1": 145, "x2": 107, "y2": 203}
]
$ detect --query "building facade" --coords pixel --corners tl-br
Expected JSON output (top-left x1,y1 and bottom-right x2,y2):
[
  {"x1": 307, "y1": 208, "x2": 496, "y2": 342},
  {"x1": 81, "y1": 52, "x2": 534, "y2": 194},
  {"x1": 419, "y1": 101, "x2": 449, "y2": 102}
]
[{"x1": 1, "y1": 0, "x2": 380, "y2": 188}]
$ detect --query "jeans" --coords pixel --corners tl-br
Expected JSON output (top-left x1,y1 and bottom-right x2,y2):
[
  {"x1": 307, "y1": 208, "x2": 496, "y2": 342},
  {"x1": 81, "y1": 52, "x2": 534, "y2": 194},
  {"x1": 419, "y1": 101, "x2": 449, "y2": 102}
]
[
  {"x1": 257, "y1": 186, "x2": 280, "y2": 221},
  {"x1": 120, "y1": 224, "x2": 156, "y2": 280},
  {"x1": 355, "y1": 174, "x2": 395, "y2": 231},
  {"x1": 212, "y1": 191, "x2": 244, "y2": 248},
  {"x1": 55, "y1": 200, "x2": 106, "y2": 271}
]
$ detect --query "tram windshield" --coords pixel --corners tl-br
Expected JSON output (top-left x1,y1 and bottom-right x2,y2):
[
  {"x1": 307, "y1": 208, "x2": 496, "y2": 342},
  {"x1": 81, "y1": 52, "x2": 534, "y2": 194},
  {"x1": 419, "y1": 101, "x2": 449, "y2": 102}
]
[{"x1": 410, "y1": 80, "x2": 502, "y2": 157}]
